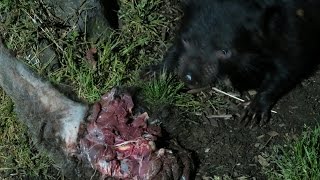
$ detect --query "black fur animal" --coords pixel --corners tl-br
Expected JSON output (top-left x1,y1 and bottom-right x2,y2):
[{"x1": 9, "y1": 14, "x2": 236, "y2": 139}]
[{"x1": 149, "y1": 0, "x2": 320, "y2": 125}]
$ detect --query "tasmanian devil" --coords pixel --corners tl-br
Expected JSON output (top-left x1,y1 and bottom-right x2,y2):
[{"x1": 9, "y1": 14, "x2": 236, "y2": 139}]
[{"x1": 144, "y1": 0, "x2": 320, "y2": 125}]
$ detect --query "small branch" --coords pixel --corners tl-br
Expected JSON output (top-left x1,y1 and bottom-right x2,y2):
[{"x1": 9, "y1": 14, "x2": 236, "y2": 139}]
[
  {"x1": 212, "y1": 87, "x2": 244, "y2": 102},
  {"x1": 212, "y1": 87, "x2": 278, "y2": 114},
  {"x1": 206, "y1": 114, "x2": 233, "y2": 119}
]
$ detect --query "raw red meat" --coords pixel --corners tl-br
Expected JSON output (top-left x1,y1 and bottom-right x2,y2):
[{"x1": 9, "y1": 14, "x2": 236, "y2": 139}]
[{"x1": 79, "y1": 88, "x2": 193, "y2": 179}]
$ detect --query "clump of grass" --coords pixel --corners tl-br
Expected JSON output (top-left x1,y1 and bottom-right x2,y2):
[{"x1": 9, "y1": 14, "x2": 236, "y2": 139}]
[
  {"x1": 266, "y1": 125, "x2": 320, "y2": 179},
  {"x1": 141, "y1": 72, "x2": 223, "y2": 114},
  {"x1": 140, "y1": 72, "x2": 231, "y2": 115},
  {"x1": 142, "y1": 73, "x2": 184, "y2": 108},
  {"x1": 0, "y1": 89, "x2": 58, "y2": 179},
  {"x1": 0, "y1": 0, "x2": 11, "y2": 11}
]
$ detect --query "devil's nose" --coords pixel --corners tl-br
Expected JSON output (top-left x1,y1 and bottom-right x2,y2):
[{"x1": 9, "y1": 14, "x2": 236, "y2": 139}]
[
  {"x1": 186, "y1": 74, "x2": 192, "y2": 82},
  {"x1": 183, "y1": 73, "x2": 200, "y2": 88}
]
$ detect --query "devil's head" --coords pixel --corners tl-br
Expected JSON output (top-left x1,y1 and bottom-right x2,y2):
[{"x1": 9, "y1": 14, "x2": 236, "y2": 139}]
[
  {"x1": 177, "y1": 39, "x2": 233, "y2": 89},
  {"x1": 176, "y1": 0, "x2": 269, "y2": 89}
]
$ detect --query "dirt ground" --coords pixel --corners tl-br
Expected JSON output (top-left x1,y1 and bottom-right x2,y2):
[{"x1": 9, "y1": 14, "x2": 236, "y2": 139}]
[{"x1": 150, "y1": 71, "x2": 320, "y2": 179}]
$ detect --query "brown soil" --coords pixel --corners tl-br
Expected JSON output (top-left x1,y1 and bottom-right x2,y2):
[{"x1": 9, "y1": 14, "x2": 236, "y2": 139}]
[{"x1": 151, "y1": 71, "x2": 320, "y2": 179}]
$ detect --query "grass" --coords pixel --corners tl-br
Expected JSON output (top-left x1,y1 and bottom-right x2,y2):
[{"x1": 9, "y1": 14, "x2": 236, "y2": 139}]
[
  {"x1": 0, "y1": 0, "x2": 172, "y2": 101},
  {"x1": 141, "y1": 71, "x2": 228, "y2": 114},
  {"x1": 265, "y1": 125, "x2": 320, "y2": 180},
  {"x1": 0, "y1": 89, "x2": 59, "y2": 179},
  {"x1": 142, "y1": 72, "x2": 184, "y2": 108}
]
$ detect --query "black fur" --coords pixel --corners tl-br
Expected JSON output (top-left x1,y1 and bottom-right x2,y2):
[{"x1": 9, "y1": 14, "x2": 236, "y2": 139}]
[{"x1": 154, "y1": 0, "x2": 320, "y2": 124}]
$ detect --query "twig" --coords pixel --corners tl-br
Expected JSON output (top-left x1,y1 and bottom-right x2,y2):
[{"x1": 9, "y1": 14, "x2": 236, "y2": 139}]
[
  {"x1": 206, "y1": 114, "x2": 233, "y2": 119},
  {"x1": 212, "y1": 87, "x2": 244, "y2": 102},
  {"x1": 212, "y1": 87, "x2": 278, "y2": 114}
]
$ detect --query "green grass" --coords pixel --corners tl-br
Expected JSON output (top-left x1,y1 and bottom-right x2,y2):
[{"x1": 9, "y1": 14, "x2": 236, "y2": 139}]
[
  {"x1": 0, "y1": 0, "x2": 172, "y2": 102},
  {"x1": 266, "y1": 125, "x2": 320, "y2": 180},
  {"x1": 0, "y1": 89, "x2": 58, "y2": 179},
  {"x1": 142, "y1": 72, "x2": 184, "y2": 108}
]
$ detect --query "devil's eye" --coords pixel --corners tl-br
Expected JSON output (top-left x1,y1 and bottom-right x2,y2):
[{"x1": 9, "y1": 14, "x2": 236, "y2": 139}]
[
  {"x1": 222, "y1": 50, "x2": 228, "y2": 55},
  {"x1": 216, "y1": 49, "x2": 232, "y2": 59}
]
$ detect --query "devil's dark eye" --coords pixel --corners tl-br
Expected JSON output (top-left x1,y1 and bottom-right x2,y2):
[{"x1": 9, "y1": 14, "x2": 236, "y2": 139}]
[{"x1": 215, "y1": 49, "x2": 232, "y2": 59}]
